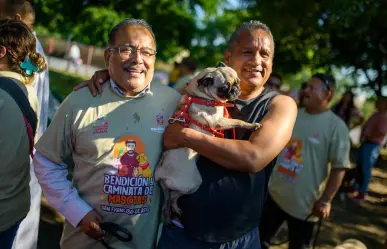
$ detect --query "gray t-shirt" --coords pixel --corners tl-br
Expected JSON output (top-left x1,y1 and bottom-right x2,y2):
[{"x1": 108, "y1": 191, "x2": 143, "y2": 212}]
[{"x1": 36, "y1": 81, "x2": 180, "y2": 249}]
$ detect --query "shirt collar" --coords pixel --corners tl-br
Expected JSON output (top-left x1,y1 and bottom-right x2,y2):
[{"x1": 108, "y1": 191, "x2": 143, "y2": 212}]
[
  {"x1": 110, "y1": 79, "x2": 151, "y2": 98},
  {"x1": 0, "y1": 71, "x2": 26, "y2": 84}
]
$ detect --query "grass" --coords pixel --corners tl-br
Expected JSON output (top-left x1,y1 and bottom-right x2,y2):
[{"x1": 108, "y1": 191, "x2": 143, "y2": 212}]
[{"x1": 49, "y1": 69, "x2": 88, "y2": 100}]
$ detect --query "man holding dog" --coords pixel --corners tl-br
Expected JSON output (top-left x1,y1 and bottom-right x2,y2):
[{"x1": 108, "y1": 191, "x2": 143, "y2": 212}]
[
  {"x1": 33, "y1": 18, "x2": 180, "y2": 249},
  {"x1": 158, "y1": 20, "x2": 297, "y2": 249},
  {"x1": 79, "y1": 20, "x2": 297, "y2": 249}
]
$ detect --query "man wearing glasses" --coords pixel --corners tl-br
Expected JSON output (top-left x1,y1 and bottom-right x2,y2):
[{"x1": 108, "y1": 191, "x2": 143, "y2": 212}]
[
  {"x1": 260, "y1": 74, "x2": 351, "y2": 249},
  {"x1": 33, "y1": 19, "x2": 180, "y2": 249}
]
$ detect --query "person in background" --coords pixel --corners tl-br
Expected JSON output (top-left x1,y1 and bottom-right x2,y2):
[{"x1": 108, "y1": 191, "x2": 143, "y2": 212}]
[
  {"x1": 332, "y1": 90, "x2": 364, "y2": 129},
  {"x1": 265, "y1": 72, "x2": 282, "y2": 92},
  {"x1": 172, "y1": 56, "x2": 198, "y2": 93},
  {"x1": 348, "y1": 96, "x2": 387, "y2": 203},
  {"x1": 260, "y1": 73, "x2": 351, "y2": 249},
  {"x1": 0, "y1": 19, "x2": 47, "y2": 249},
  {"x1": 167, "y1": 61, "x2": 181, "y2": 87},
  {"x1": 66, "y1": 42, "x2": 81, "y2": 73},
  {"x1": 0, "y1": 1, "x2": 50, "y2": 249},
  {"x1": 297, "y1": 82, "x2": 307, "y2": 108}
]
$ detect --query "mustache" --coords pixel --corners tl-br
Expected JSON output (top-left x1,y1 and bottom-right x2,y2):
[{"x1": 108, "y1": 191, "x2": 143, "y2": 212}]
[{"x1": 123, "y1": 64, "x2": 147, "y2": 73}]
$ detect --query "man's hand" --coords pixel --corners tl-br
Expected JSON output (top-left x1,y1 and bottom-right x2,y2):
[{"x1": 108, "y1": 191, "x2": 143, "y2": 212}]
[
  {"x1": 79, "y1": 210, "x2": 105, "y2": 240},
  {"x1": 73, "y1": 69, "x2": 110, "y2": 96},
  {"x1": 163, "y1": 122, "x2": 188, "y2": 150},
  {"x1": 312, "y1": 200, "x2": 331, "y2": 219}
]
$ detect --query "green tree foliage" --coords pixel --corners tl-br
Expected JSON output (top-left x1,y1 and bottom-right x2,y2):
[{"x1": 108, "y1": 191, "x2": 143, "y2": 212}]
[
  {"x1": 33, "y1": 0, "x2": 218, "y2": 61},
  {"x1": 243, "y1": 0, "x2": 386, "y2": 95},
  {"x1": 72, "y1": 6, "x2": 123, "y2": 47},
  {"x1": 33, "y1": 0, "x2": 385, "y2": 94}
]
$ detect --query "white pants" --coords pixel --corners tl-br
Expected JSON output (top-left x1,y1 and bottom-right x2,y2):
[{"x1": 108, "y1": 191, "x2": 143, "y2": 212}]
[{"x1": 12, "y1": 161, "x2": 41, "y2": 249}]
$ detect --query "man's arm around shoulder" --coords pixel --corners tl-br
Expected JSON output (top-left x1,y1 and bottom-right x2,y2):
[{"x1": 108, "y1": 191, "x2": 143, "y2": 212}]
[{"x1": 165, "y1": 95, "x2": 297, "y2": 173}]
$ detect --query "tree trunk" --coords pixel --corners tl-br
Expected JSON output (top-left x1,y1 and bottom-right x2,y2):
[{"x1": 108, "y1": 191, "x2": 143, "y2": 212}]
[{"x1": 376, "y1": 64, "x2": 383, "y2": 96}]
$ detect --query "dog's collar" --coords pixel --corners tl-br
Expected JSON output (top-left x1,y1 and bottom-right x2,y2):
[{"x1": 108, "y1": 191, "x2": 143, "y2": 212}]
[
  {"x1": 169, "y1": 94, "x2": 236, "y2": 139},
  {"x1": 186, "y1": 95, "x2": 235, "y2": 108}
]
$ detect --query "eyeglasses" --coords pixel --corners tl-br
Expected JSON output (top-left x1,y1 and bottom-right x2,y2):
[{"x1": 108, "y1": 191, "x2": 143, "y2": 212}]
[{"x1": 108, "y1": 45, "x2": 157, "y2": 60}]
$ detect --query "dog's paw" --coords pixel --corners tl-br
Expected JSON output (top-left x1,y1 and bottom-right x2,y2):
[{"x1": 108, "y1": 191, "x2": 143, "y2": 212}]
[
  {"x1": 162, "y1": 206, "x2": 172, "y2": 224},
  {"x1": 252, "y1": 123, "x2": 262, "y2": 130},
  {"x1": 171, "y1": 205, "x2": 182, "y2": 216}
]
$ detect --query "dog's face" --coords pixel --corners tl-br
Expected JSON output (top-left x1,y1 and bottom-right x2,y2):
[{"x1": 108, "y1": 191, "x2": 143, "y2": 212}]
[{"x1": 185, "y1": 62, "x2": 241, "y2": 102}]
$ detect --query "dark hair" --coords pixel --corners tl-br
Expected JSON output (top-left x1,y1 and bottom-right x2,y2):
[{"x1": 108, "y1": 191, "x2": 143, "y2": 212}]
[
  {"x1": 270, "y1": 72, "x2": 282, "y2": 82},
  {"x1": 300, "y1": 82, "x2": 308, "y2": 90},
  {"x1": 0, "y1": 19, "x2": 47, "y2": 85},
  {"x1": 125, "y1": 140, "x2": 136, "y2": 146},
  {"x1": 312, "y1": 73, "x2": 336, "y2": 101},
  {"x1": 228, "y1": 20, "x2": 274, "y2": 53},
  {"x1": 108, "y1": 18, "x2": 156, "y2": 48},
  {"x1": 181, "y1": 57, "x2": 197, "y2": 72},
  {"x1": 1, "y1": 0, "x2": 35, "y2": 20},
  {"x1": 332, "y1": 90, "x2": 356, "y2": 125}
]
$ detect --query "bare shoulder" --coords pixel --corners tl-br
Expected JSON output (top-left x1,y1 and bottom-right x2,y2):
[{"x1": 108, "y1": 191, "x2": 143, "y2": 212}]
[
  {"x1": 271, "y1": 94, "x2": 297, "y2": 109},
  {"x1": 268, "y1": 94, "x2": 298, "y2": 117}
]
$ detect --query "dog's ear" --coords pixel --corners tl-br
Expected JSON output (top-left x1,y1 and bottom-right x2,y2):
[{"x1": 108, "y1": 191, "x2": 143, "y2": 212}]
[
  {"x1": 198, "y1": 75, "x2": 214, "y2": 86},
  {"x1": 216, "y1": 62, "x2": 227, "y2": 68}
]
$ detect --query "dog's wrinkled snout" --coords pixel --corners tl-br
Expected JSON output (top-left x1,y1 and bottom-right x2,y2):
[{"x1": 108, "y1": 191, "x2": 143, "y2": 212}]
[
  {"x1": 229, "y1": 84, "x2": 241, "y2": 100},
  {"x1": 218, "y1": 82, "x2": 241, "y2": 100}
]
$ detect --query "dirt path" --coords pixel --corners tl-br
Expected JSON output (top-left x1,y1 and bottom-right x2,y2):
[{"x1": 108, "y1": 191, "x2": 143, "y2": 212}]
[{"x1": 37, "y1": 149, "x2": 387, "y2": 249}]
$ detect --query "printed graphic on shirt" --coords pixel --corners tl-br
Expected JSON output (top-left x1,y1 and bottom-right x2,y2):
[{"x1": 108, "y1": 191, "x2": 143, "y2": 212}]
[
  {"x1": 308, "y1": 132, "x2": 320, "y2": 144},
  {"x1": 151, "y1": 112, "x2": 165, "y2": 133},
  {"x1": 93, "y1": 114, "x2": 109, "y2": 134},
  {"x1": 101, "y1": 135, "x2": 154, "y2": 215},
  {"x1": 275, "y1": 138, "x2": 303, "y2": 183}
]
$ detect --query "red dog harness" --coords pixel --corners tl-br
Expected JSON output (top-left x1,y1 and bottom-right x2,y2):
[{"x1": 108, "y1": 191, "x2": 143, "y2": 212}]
[{"x1": 169, "y1": 94, "x2": 236, "y2": 139}]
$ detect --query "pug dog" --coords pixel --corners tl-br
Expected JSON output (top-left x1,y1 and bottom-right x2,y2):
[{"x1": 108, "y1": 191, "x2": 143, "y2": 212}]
[{"x1": 155, "y1": 62, "x2": 261, "y2": 223}]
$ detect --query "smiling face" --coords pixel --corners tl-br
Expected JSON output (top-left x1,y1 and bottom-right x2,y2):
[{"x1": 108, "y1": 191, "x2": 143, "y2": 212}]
[
  {"x1": 104, "y1": 25, "x2": 156, "y2": 95},
  {"x1": 224, "y1": 28, "x2": 274, "y2": 96},
  {"x1": 302, "y1": 77, "x2": 331, "y2": 109},
  {"x1": 185, "y1": 64, "x2": 241, "y2": 102}
]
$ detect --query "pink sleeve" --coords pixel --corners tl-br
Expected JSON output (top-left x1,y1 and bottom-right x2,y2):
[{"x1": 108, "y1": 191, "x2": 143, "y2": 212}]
[{"x1": 376, "y1": 115, "x2": 387, "y2": 133}]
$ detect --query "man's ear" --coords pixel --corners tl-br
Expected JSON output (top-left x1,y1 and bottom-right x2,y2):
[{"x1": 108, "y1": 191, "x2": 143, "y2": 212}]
[
  {"x1": 14, "y1": 14, "x2": 22, "y2": 21},
  {"x1": 0, "y1": 46, "x2": 7, "y2": 59},
  {"x1": 224, "y1": 50, "x2": 231, "y2": 66},
  {"x1": 326, "y1": 90, "x2": 333, "y2": 102},
  {"x1": 104, "y1": 49, "x2": 111, "y2": 67},
  {"x1": 216, "y1": 62, "x2": 227, "y2": 68}
]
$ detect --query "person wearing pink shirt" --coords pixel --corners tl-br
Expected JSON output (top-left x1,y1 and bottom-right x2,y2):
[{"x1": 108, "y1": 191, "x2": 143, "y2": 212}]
[{"x1": 349, "y1": 96, "x2": 387, "y2": 203}]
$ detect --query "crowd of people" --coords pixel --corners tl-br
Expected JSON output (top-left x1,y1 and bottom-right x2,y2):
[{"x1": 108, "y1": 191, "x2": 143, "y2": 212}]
[{"x1": 0, "y1": 1, "x2": 386, "y2": 249}]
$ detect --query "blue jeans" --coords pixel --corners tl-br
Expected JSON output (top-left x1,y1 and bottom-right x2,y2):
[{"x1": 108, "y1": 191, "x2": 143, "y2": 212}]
[
  {"x1": 0, "y1": 219, "x2": 23, "y2": 249},
  {"x1": 354, "y1": 142, "x2": 381, "y2": 194},
  {"x1": 157, "y1": 224, "x2": 261, "y2": 249}
]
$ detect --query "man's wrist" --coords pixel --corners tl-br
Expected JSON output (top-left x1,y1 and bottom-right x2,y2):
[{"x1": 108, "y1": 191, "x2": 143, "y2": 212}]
[
  {"x1": 318, "y1": 199, "x2": 331, "y2": 206},
  {"x1": 180, "y1": 127, "x2": 193, "y2": 147}
]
